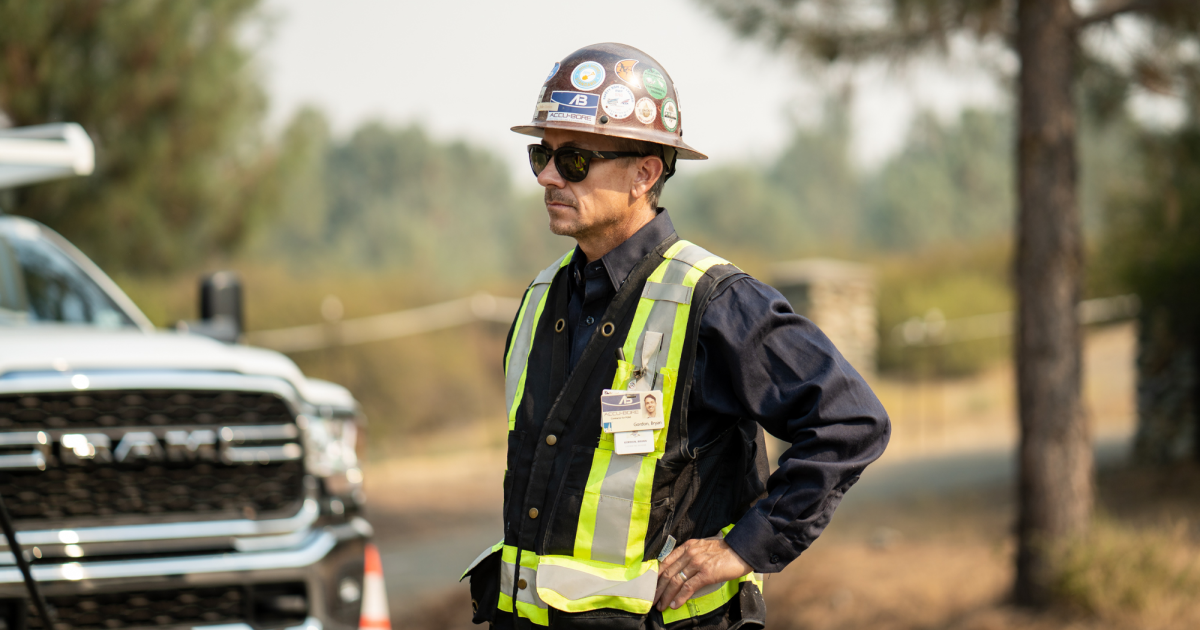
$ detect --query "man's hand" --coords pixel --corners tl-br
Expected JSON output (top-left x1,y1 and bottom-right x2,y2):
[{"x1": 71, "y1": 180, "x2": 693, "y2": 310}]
[{"x1": 654, "y1": 537, "x2": 753, "y2": 612}]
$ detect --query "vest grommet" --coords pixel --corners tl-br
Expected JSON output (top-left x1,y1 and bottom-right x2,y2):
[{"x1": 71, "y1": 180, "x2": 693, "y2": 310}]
[
  {"x1": 555, "y1": 318, "x2": 565, "y2": 333},
  {"x1": 600, "y1": 322, "x2": 615, "y2": 337},
  {"x1": 472, "y1": 600, "x2": 479, "y2": 613}
]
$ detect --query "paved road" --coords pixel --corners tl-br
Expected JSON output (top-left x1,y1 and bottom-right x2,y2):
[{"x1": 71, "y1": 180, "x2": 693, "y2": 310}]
[{"x1": 370, "y1": 432, "x2": 1133, "y2": 614}]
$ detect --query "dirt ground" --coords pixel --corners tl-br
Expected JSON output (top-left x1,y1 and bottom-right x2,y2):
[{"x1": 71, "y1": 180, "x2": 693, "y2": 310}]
[
  {"x1": 390, "y1": 463, "x2": 1200, "y2": 630},
  {"x1": 370, "y1": 323, "x2": 1200, "y2": 629}
]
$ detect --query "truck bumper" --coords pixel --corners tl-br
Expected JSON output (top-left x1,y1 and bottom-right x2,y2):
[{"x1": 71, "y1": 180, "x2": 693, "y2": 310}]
[{"x1": 0, "y1": 518, "x2": 380, "y2": 630}]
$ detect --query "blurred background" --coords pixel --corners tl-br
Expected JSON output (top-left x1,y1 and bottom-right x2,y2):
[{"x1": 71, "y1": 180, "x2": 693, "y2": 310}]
[{"x1": 2, "y1": 1, "x2": 1199, "y2": 628}]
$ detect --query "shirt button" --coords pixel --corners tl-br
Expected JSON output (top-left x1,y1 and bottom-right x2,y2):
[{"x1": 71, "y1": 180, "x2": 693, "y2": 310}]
[
  {"x1": 585, "y1": 316, "x2": 595, "y2": 325},
  {"x1": 529, "y1": 507, "x2": 539, "y2": 519},
  {"x1": 770, "y1": 554, "x2": 780, "y2": 564},
  {"x1": 517, "y1": 578, "x2": 528, "y2": 590},
  {"x1": 545, "y1": 434, "x2": 557, "y2": 446}
]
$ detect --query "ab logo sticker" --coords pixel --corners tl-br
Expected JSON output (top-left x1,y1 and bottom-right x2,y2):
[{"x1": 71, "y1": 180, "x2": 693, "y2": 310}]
[
  {"x1": 548, "y1": 91, "x2": 599, "y2": 125},
  {"x1": 614, "y1": 59, "x2": 640, "y2": 87}
]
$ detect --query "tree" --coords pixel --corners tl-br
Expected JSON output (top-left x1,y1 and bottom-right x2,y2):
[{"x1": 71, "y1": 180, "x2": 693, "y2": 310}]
[
  {"x1": 697, "y1": 0, "x2": 1200, "y2": 606},
  {"x1": 0, "y1": 0, "x2": 276, "y2": 273}
]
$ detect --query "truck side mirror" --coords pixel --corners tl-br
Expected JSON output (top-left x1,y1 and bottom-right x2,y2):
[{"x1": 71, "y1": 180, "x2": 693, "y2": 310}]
[{"x1": 177, "y1": 271, "x2": 243, "y2": 343}]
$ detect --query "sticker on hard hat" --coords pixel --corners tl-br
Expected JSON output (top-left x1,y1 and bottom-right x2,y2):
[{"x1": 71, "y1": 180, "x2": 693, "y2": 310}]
[
  {"x1": 661, "y1": 98, "x2": 679, "y2": 132},
  {"x1": 571, "y1": 61, "x2": 605, "y2": 91},
  {"x1": 642, "y1": 68, "x2": 668, "y2": 100},
  {"x1": 602, "y1": 84, "x2": 635, "y2": 120},
  {"x1": 635, "y1": 98, "x2": 657, "y2": 125},
  {"x1": 546, "y1": 62, "x2": 561, "y2": 82},
  {"x1": 614, "y1": 59, "x2": 640, "y2": 87},
  {"x1": 548, "y1": 91, "x2": 599, "y2": 125}
]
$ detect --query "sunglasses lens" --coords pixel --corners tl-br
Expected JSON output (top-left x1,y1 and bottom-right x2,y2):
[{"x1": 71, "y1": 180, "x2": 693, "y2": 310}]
[
  {"x1": 528, "y1": 146, "x2": 551, "y2": 176},
  {"x1": 555, "y1": 150, "x2": 589, "y2": 182}
]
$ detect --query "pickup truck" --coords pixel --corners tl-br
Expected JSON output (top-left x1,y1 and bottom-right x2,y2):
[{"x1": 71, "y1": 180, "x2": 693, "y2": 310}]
[{"x1": 0, "y1": 124, "x2": 385, "y2": 630}]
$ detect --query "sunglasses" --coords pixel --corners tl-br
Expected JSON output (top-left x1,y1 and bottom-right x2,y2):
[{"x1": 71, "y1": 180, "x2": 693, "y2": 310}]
[{"x1": 527, "y1": 144, "x2": 648, "y2": 183}]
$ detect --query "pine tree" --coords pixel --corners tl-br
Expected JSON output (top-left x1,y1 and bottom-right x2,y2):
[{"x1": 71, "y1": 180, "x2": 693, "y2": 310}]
[
  {"x1": 697, "y1": 0, "x2": 1200, "y2": 605},
  {"x1": 0, "y1": 0, "x2": 277, "y2": 273}
]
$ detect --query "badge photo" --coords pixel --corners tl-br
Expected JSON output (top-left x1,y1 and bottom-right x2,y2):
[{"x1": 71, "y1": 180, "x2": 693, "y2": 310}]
[
  {"x1": 601, "y1": 84, "x2": 635, "y2": 120},
  {"x1": 614, "y1": 59, "x2": 640, "y2": 87},
  {"x1": 642, "y1": 68, "x2": 668, "y2": 100},
  {"x1": 635, "y1": 98, "x2": 657, "y2": 125},
  {"x1": 571, "y1": 61, "x2": 605, "y2": 91},
  {"x1": 661, "y1": 97, "x2": 679, "y2": 132}
]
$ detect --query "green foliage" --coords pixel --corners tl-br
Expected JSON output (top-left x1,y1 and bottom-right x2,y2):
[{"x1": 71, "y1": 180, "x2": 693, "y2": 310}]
[
  {"x1": 1106, "y1": 125, "x2": 1200, "y2": 337},
  {"x1": 862, "y1": 110, "x2": 1013, "y2": 250},
  {"x1": 249, "y1": 115, "x2": 573, "y2": 291},
  {"x1": 874, "y1": 239, "x2": 1013, "y2": 377},
  {"x1": 0, "y1": 0, "x2": 279, "y2": 274}
]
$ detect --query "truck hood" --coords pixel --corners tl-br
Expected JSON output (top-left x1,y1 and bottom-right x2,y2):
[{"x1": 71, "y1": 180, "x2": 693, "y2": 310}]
[{"x1": 0, "y1": 325, "x2": 354, "y2": 408}]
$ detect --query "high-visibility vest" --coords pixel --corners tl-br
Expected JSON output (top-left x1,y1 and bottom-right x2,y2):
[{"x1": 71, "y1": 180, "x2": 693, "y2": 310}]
[{"x1": 465, "y1": 238, "x2": 767, "y2": 627}]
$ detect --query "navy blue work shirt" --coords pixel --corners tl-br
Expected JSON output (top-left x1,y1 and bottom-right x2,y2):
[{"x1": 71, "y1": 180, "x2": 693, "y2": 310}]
[{"x1": 563, "y1": 209, "x2": 890, "y2": 573}]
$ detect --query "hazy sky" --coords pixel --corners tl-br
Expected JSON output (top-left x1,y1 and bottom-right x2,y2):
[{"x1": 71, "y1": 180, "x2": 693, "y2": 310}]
[{"x1": 260, "y1": 0, "x2": 1007, "y2": 184}]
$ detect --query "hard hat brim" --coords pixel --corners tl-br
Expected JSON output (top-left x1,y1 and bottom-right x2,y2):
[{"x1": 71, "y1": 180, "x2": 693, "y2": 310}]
[{"x1": 511, "y1": 122, "x2": 708, "y2": 161}]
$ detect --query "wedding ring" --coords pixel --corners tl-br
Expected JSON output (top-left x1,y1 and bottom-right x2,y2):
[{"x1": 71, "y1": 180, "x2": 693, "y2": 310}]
[{"x1": 678, "y1": 570, "x2": 687, "y2": 581}]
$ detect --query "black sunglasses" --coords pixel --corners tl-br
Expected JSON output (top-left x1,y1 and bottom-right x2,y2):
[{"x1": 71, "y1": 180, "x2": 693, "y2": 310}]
[{"x1": 527, "y1": 144, "x2": 647, "y2": 183}]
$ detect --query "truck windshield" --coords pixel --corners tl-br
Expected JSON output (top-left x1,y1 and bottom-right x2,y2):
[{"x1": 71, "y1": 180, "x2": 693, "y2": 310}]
[{"x1": 0, "y1": 219, "x2": 135, "y2": 328}]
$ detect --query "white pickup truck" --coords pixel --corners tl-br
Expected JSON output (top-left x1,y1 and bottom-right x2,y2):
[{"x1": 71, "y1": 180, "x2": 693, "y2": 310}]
[{"x1": 0, "y1": 124, "x2": 386, "y2": 630}]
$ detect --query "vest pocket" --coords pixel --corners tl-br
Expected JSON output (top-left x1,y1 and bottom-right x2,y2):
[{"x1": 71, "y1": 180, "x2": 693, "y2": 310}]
[
  {"x1": 535, "y1": 554, "x2": 659, "y2": 616},
  {"x1": 461, "y1": 543, "x2": 503, "y2": 625}
]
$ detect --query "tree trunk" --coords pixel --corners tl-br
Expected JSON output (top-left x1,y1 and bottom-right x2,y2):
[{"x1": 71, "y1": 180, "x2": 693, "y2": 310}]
[{"x1": 1014, "y1": 0, "x2": 1091, "y2": 607}]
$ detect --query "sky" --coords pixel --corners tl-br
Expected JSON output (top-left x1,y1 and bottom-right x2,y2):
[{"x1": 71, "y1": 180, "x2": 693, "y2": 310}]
[{"x1": 258, "y1": 0, "x2": 1010, "y2": 184}]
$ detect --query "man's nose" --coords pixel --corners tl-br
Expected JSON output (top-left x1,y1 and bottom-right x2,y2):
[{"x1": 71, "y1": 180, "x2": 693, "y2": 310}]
[{"x1": 537, "y1": 157, "x2": 566, "y2": 188}]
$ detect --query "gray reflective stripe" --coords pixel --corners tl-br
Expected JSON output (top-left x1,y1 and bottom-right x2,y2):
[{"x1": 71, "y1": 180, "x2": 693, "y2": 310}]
[
  {"x1": 642, "y1": 281, "x2": 693, "y2": 304},
  {"x1": 691, "y1": 579, "x2": 726, "y2": 599},
  {"x1": 630, "y1": 258, "x2": 693, "y2": 389},
  {"x1": 460, "y1": 542, "x2": 501, "y2": 581},
  {"x1": 671, "y1": 243, "x2": 716, "y2": 268},
  {"x1": 537, "y1": 562, "x2": 658, "y2": 602},
  {"x1": 590, "y1": 454, "x2": 643, "y2": 564},
  {"x1": 504, "y1": 251, "x2": 571, "y2": 413},
  {"x1": 501, "y1": 561, "x2": 547, "y2": 608}
]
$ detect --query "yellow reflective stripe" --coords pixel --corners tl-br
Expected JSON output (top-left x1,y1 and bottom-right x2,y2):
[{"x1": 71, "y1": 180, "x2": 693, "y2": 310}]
[
  {"x1": 660, "y1": 571, "x2": 761, "y2": 624},
  {"x1": 663, "y1": 239, "x2": 691, "y2": 259},
  {"x1": 623, "y1": 454, "x2": 658, "y2": 564},
  {"x1": 498, "y1": 592, "x2": 550, "y2": 626},
  {"x1": 503, "y1": 289, "x2": 533, "y2": 378},
  {"x1": 539, "y1": 593, "x2": 651, "y2": 615},
  {"x1": 506, "y1": 250, "x2": 573, "y2": 430},
  {"x1": 573, "y1": 449, "x2": 613, "y2": 560}
]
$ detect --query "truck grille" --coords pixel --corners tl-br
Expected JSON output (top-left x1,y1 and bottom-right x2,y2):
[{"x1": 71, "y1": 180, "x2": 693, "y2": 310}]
[
  {"x1": 0, "y1": 390, "x2": 293, "y2": 430},
  {"x1": 0, "y1": 461, "x2": 303, "y2": 522},
  {"x1": 0, "y1": 389, "x2": 306, "y2": 525},
  {"x1": 13, "y1": 582, "x2": 307, "y2": 630}
]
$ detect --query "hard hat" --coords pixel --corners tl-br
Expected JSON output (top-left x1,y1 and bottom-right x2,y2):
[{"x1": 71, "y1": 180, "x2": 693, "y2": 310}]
[{"x1": 511, "y1": 43, "x2": 707, "y2": 161}]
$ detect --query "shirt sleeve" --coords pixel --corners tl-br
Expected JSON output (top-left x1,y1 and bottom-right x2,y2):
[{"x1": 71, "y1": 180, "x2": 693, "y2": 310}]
[{"x1": 691, "y1": 276, "x2": 891, "y2": 573}]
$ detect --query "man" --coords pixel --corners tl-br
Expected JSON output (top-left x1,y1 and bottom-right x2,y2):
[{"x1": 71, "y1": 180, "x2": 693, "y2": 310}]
[
  {"x1": 643, "y1": 394, "x2": 657, "y2": 419},
  {"x1": 462, "y1": 43, "x2": 889, "y2": 629}
]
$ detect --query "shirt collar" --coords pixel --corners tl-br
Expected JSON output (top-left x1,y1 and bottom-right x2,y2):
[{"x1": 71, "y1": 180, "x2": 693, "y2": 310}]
[{"x1": 571, "y1": 209, "x2": 676, "y2": 292}]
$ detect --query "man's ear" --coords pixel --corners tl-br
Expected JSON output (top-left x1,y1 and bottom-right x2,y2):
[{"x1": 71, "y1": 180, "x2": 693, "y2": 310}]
[{"x1": 631, "y1": 155, "x2": 664, "y2": 200}]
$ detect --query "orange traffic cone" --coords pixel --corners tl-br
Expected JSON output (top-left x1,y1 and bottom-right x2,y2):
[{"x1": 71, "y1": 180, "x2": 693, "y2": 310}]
[{"x1": 360, "y1": 543, "x2": 391, "y2": 630}]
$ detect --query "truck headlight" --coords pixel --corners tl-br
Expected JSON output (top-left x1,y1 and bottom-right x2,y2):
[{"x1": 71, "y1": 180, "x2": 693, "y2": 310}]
[{"x1": 298, "y1": 413, "x2": 363, "y2": 497}]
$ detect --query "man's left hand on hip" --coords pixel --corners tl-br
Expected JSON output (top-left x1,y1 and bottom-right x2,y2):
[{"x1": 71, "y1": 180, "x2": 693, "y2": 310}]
[{"x1": 654, "y1": 537, "x2": 753, "y2": 612}]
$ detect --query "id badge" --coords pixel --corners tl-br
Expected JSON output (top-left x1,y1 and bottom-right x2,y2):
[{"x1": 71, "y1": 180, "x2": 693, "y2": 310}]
[
  {"x1": 614, "y1": 430, "x2": 655, "y2": 455},
  {"x1": 600, "y1": 389, "x2": 665, "y2": 433}
]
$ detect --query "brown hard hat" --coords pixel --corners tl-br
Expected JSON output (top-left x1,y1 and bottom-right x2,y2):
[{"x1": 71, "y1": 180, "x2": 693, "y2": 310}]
[{"x1": 511, "y1": 42, "x2": 707, "y2": 161}]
